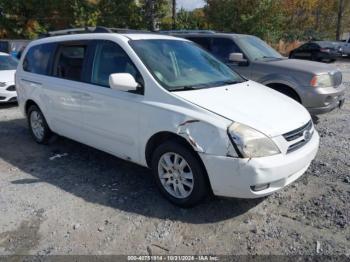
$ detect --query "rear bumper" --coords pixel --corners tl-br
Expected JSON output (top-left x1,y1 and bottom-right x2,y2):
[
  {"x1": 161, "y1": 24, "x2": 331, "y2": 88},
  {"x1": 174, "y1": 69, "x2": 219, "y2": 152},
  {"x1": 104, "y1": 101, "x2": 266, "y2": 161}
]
[{"x1": 200, "y1": 130, "x2": 319, "y2": 198}]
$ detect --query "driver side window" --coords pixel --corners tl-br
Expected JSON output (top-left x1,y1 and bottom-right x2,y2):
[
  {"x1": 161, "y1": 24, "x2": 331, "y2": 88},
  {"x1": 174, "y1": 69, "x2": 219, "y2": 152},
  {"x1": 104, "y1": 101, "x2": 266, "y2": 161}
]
[{"x1": 91, "y1": 41, "x2": 143, "y2": 91}]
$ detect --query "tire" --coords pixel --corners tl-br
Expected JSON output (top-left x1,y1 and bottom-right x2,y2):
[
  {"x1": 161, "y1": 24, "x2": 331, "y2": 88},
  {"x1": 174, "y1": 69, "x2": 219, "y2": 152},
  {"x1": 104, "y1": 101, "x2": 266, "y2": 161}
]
[
  {"x1": 27, "y1": 105, "x2": 52, "y2": 144},
  {"x1": 151, "y1": 140, "x2": 208, "y2": 207},
  {"x1": 311, "y1": 52, "x2": 318, "y2": 61}
]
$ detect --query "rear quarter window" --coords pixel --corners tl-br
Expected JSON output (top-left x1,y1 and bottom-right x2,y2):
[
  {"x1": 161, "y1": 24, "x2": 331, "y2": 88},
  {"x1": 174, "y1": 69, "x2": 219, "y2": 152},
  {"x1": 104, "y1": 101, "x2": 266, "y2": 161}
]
[{"x1": 23, "y1": 43, "x2": 56, "y2": 75}]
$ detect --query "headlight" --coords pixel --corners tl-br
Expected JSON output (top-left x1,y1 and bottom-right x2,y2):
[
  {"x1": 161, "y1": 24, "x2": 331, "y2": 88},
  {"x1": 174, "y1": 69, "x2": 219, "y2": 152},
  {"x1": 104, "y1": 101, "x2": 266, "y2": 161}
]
[
  {"x1": 228, "y1": 122, "x2": 280, "y2": 158},
  {"x1": 310, "y1": 74, "x2": 332, "y2": 88},
  {"x1": 0, "y1": 82, "x2": 7, "y2": 87}
]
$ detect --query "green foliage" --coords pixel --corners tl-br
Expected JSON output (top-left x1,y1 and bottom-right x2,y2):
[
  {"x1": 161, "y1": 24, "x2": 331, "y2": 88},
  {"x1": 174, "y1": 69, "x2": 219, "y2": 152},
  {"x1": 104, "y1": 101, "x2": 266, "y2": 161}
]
[
  {"x1": 204, "y1": 0, "x2": 285, "y2": 42},
  {"x1": 167, "y1": 8, "x2": 207, "y2": 30},
  {"x1": 71, "y1": 0, "x2": 99, "y2": 27},
  {"x1": 204, "y1": 0, "x2": 350, "y2": 42},
  {"x1": 0, "y1": 0, "x2": 349, "y2": 41}
]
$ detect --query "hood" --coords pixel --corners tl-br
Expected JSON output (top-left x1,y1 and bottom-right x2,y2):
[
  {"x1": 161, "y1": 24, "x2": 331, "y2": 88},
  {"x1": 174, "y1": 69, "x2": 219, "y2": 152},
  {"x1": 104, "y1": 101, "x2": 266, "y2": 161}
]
[
  {"x1": 174, "y1": 80, "x2": 311, "y2": 137},
  {"x1": 0, "y1": 70, "x2": 15, "y2": 83},
  {"x1": 262, "y1": 58, "x2": 338, "y2": 74}
]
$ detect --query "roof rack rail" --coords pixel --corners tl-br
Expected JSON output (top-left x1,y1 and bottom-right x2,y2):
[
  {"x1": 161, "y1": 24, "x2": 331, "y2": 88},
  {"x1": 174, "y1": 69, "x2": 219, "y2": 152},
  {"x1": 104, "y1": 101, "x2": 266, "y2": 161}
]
[
  {"x1": 160, "y1": 30, "x2": 216, "y2": 35},
  {"x1": 39, "y1": 26, "x2": 150, "y2": 38}
]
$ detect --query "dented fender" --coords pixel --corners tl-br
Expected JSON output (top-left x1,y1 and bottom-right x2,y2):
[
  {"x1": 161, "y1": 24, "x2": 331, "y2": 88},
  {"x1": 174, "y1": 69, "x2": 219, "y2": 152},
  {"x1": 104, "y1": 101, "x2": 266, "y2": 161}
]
[{"x1": 176, "y1": 119, "x2": 238, "y2": 157}]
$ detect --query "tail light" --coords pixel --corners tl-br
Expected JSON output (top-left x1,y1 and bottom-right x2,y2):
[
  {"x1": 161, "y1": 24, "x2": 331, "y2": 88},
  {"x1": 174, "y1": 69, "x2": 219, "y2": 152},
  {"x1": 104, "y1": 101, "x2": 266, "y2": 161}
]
[{"x1": 320, "y1": 48, "x2": 330, "y2": 53}]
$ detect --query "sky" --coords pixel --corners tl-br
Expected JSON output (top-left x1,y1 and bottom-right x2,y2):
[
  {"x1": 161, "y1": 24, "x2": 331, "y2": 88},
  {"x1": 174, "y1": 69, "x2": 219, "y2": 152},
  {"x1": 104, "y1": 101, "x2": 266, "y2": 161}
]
[{"x1": 176, "y1": 0, "x2": 206, "y2": 10}]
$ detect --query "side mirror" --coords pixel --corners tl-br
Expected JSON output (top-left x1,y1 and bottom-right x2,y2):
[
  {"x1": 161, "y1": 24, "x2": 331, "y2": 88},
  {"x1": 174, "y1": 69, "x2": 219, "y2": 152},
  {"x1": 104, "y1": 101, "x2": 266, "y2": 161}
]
[
  {"x1": 229, "y1": 52, "x2": 248, "y2": 66},
  {"x1": 109, "y1": 73, "x2": 138, "y2": 92}
]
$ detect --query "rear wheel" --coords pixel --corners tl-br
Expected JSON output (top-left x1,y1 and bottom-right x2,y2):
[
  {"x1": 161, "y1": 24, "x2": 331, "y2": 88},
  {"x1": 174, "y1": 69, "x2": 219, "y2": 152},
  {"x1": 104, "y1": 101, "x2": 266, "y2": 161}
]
[
  {"x1": 27, "y1": 105, "x2": 52, "y2": 144},
  {"x1": 311, "y1": 52, "x2": 319, "y2": 61},
  {"x1": 151, "y1": 141, "x2": 208, "y2": 207}
]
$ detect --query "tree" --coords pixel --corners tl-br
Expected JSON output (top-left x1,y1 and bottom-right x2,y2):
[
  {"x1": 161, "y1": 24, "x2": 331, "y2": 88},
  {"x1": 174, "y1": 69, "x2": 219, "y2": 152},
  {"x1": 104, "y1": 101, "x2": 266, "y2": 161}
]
[
  {"x1": 97, "y1": 0, "x2": 141, "y2": 28},
  {"x1": 0, "y1": 0, "x2": 79, "y2": 38},
  {"x1": 204, "y1": 0, "x2": 285, "y2": 42},
  {"x1": 139, "y1": 0, "x2": 170, "y2": 30},
  {"x1": 336, "y1": 0, "x2": 344, "y2": 40}
]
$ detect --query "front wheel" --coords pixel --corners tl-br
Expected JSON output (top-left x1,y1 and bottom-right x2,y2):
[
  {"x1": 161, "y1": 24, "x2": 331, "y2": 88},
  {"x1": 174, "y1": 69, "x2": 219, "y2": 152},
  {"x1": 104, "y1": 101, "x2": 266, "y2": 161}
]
[
  {"x1": 151, "y1": 141, "x2": 209, "y2": 207},
  {"x1": 27, "y1": 105, "x2": 52, "y2": 144}
]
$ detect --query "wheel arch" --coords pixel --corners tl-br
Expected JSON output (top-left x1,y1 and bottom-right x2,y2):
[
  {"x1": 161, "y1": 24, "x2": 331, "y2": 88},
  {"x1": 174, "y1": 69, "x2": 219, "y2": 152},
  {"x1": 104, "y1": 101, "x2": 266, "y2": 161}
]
[
  {"x1": 144, "y1": 131, "x2": 212, "y2": 192},
  {"x1": 25, "y1": 99, "x2": 40, "y2": 116},
  {"x1": 265, "y1": 82, "x2": 302, "y2": 103}
]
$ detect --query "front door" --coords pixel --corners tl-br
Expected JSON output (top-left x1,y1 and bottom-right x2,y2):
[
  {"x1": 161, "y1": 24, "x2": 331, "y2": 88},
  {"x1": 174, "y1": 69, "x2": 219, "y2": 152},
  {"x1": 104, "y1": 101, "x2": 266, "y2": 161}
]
[{"x1": 78, "y1": 40, "x2": 144, "y2": 162}]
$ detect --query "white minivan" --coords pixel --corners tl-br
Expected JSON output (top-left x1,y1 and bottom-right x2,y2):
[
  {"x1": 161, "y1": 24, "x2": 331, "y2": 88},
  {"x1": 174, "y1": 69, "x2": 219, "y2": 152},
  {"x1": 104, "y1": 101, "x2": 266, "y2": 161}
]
[{"x1": 16, "y1": 30, "x2": 319, "y2": 206}]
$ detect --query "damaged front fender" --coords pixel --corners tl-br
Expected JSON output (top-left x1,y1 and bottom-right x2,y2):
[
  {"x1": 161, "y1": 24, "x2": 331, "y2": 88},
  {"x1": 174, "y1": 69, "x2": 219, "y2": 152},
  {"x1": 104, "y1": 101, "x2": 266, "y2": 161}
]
[{"x1": 176, "y1": 119, "x2": 238, "y2": 157}]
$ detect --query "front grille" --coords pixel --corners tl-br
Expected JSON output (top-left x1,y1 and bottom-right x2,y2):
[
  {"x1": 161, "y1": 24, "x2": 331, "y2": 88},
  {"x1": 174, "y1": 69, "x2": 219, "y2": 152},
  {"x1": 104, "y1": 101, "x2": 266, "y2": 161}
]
[
  {"x1": 283, "y1": 120, "x2": 313, "y2": 153},
  {"x1": 332, "y1": 71, "x2": 342, "y2": 87}
]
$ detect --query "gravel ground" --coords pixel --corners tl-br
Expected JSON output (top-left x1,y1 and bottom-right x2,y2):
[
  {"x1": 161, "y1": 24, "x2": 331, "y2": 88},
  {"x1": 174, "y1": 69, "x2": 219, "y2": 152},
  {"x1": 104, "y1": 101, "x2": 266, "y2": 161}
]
[{"x1": 0, "y1": 60, "x2": 349, "y2": 256}]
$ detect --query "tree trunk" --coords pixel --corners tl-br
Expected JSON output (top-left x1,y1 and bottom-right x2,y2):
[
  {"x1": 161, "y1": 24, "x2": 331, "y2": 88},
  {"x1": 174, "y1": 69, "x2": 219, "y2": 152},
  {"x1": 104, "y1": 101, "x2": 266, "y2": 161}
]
[
  {"x1": 336, "y1": 0, "x2": 344, "y2": 40},
  {"x1": 172, "y1": 0, "x2": 176, "y2": 30},
  {"x1": 146, "y1": 0, "x2": 156, "y2": 31}
]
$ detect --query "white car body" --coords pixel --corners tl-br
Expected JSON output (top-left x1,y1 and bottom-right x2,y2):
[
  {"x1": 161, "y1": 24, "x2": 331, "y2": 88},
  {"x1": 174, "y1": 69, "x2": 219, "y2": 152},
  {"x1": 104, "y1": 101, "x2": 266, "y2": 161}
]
[
  {"x1": 15, "y1": 33, "x2": 319, "y2": 200},
  {"x1": 0, "y1": 52, "x2": 17, "y2": 103}
]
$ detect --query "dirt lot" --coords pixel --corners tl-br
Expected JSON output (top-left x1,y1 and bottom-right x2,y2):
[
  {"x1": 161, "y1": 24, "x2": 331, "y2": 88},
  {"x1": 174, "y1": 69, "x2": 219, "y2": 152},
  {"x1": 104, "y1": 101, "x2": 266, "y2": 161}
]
[{"x1": 0, "y1": 60, "x2": 349, "y2": 256}]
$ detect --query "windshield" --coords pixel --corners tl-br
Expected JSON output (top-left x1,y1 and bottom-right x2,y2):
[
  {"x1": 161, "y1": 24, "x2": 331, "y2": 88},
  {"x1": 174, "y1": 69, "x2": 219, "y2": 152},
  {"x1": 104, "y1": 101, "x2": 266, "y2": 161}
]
[
  {"x1": 130, "y1": 39, "x2": 245, "y2": 91},
  {"x1": 237, "y1": 36, "x2": 283, "y2": 61},
  {"x1": 0, "y1": 55, "x2": 18, "y2": 70}
]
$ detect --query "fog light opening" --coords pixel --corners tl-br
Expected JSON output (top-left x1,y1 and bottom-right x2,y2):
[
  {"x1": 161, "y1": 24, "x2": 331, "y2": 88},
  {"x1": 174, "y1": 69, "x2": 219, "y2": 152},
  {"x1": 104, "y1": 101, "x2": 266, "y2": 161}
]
[{"x1": 251, "y1": 183, "x2": 270, "y2": 192}]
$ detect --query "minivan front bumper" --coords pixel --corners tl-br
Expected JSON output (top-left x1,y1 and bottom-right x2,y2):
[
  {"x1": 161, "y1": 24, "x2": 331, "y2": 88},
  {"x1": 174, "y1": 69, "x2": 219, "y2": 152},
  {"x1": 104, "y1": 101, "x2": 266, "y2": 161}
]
[{"x1": 200, "y1": 130, "x2": 319, "y2": 198}]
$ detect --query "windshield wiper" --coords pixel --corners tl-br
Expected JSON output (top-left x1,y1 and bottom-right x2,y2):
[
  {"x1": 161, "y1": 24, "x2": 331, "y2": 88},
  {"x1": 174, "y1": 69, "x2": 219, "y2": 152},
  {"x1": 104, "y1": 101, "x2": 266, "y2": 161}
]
[
  {"x1": 170, "y1": 83, "x2": 211, "y2": 92},
  {"x1": 209, "y1": 80, "x2": 245, "y2": 87},
  {"x1": 170, "y1": 85, "x2": 199, "y2": 92}
]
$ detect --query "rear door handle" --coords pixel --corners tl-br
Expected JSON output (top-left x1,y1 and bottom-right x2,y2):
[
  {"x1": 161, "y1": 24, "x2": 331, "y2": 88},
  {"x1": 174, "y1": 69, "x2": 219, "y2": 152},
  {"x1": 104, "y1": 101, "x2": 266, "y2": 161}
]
[{"x1": 21, "y1": 79, "x2": 42, "y2": 88}]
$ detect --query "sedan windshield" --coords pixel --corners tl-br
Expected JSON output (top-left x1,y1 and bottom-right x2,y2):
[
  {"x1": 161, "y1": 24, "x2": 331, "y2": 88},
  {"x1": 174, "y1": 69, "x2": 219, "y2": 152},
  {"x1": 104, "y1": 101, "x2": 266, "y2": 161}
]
[
  {"x1": 0, "y1": 55, "x2": 18, "y2": 70},
  {"x1": 237, "y1": 36, "x2": 283, "y2": 61},
  {"x1": 130, "y1": 39, "x2": 245, "y2": 91}
]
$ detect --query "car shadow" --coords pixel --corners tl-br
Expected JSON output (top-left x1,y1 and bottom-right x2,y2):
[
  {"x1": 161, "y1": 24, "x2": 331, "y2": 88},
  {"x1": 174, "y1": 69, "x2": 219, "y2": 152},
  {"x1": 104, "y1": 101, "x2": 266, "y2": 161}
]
[
  {"x1": 0, "y1": 102, "x2": 18, "y2": 109},
  {"x1": 0, "y1": 117, "x2": 263, "y2": 224}
]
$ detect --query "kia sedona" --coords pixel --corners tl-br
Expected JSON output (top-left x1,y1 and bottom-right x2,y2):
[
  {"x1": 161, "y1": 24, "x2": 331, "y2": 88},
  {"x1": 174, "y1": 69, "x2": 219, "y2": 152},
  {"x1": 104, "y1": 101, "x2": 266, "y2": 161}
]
[{"x1": 16, "y1": 27, "x2": 319, "y2": 207}]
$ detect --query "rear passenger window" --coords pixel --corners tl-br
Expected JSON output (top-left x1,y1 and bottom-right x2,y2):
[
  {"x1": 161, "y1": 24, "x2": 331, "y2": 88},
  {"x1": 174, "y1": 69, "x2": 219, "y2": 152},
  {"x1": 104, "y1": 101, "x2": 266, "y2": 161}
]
[
  {"x1": 211, "y1": 38, "x2": 241, "y2": 62},
  {"x1": 54, "y1": 45, "x2": 86, "y2": 81},
  {"x1": 23, "y1": 43, "x2": 56, "y2": 75},
  {"x1": 91, "y1": 41, "x2": 141, "y2": 87}
]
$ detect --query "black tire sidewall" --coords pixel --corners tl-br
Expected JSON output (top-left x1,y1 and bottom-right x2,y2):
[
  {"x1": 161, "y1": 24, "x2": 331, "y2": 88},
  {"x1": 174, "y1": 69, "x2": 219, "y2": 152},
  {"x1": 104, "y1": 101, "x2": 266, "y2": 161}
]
[
  {"x1": 27, "y1": 105, "x2": 51, "y2": 144},
  {"x1": 151, "y1": 141, "x2": 208, "y2": 207}
]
